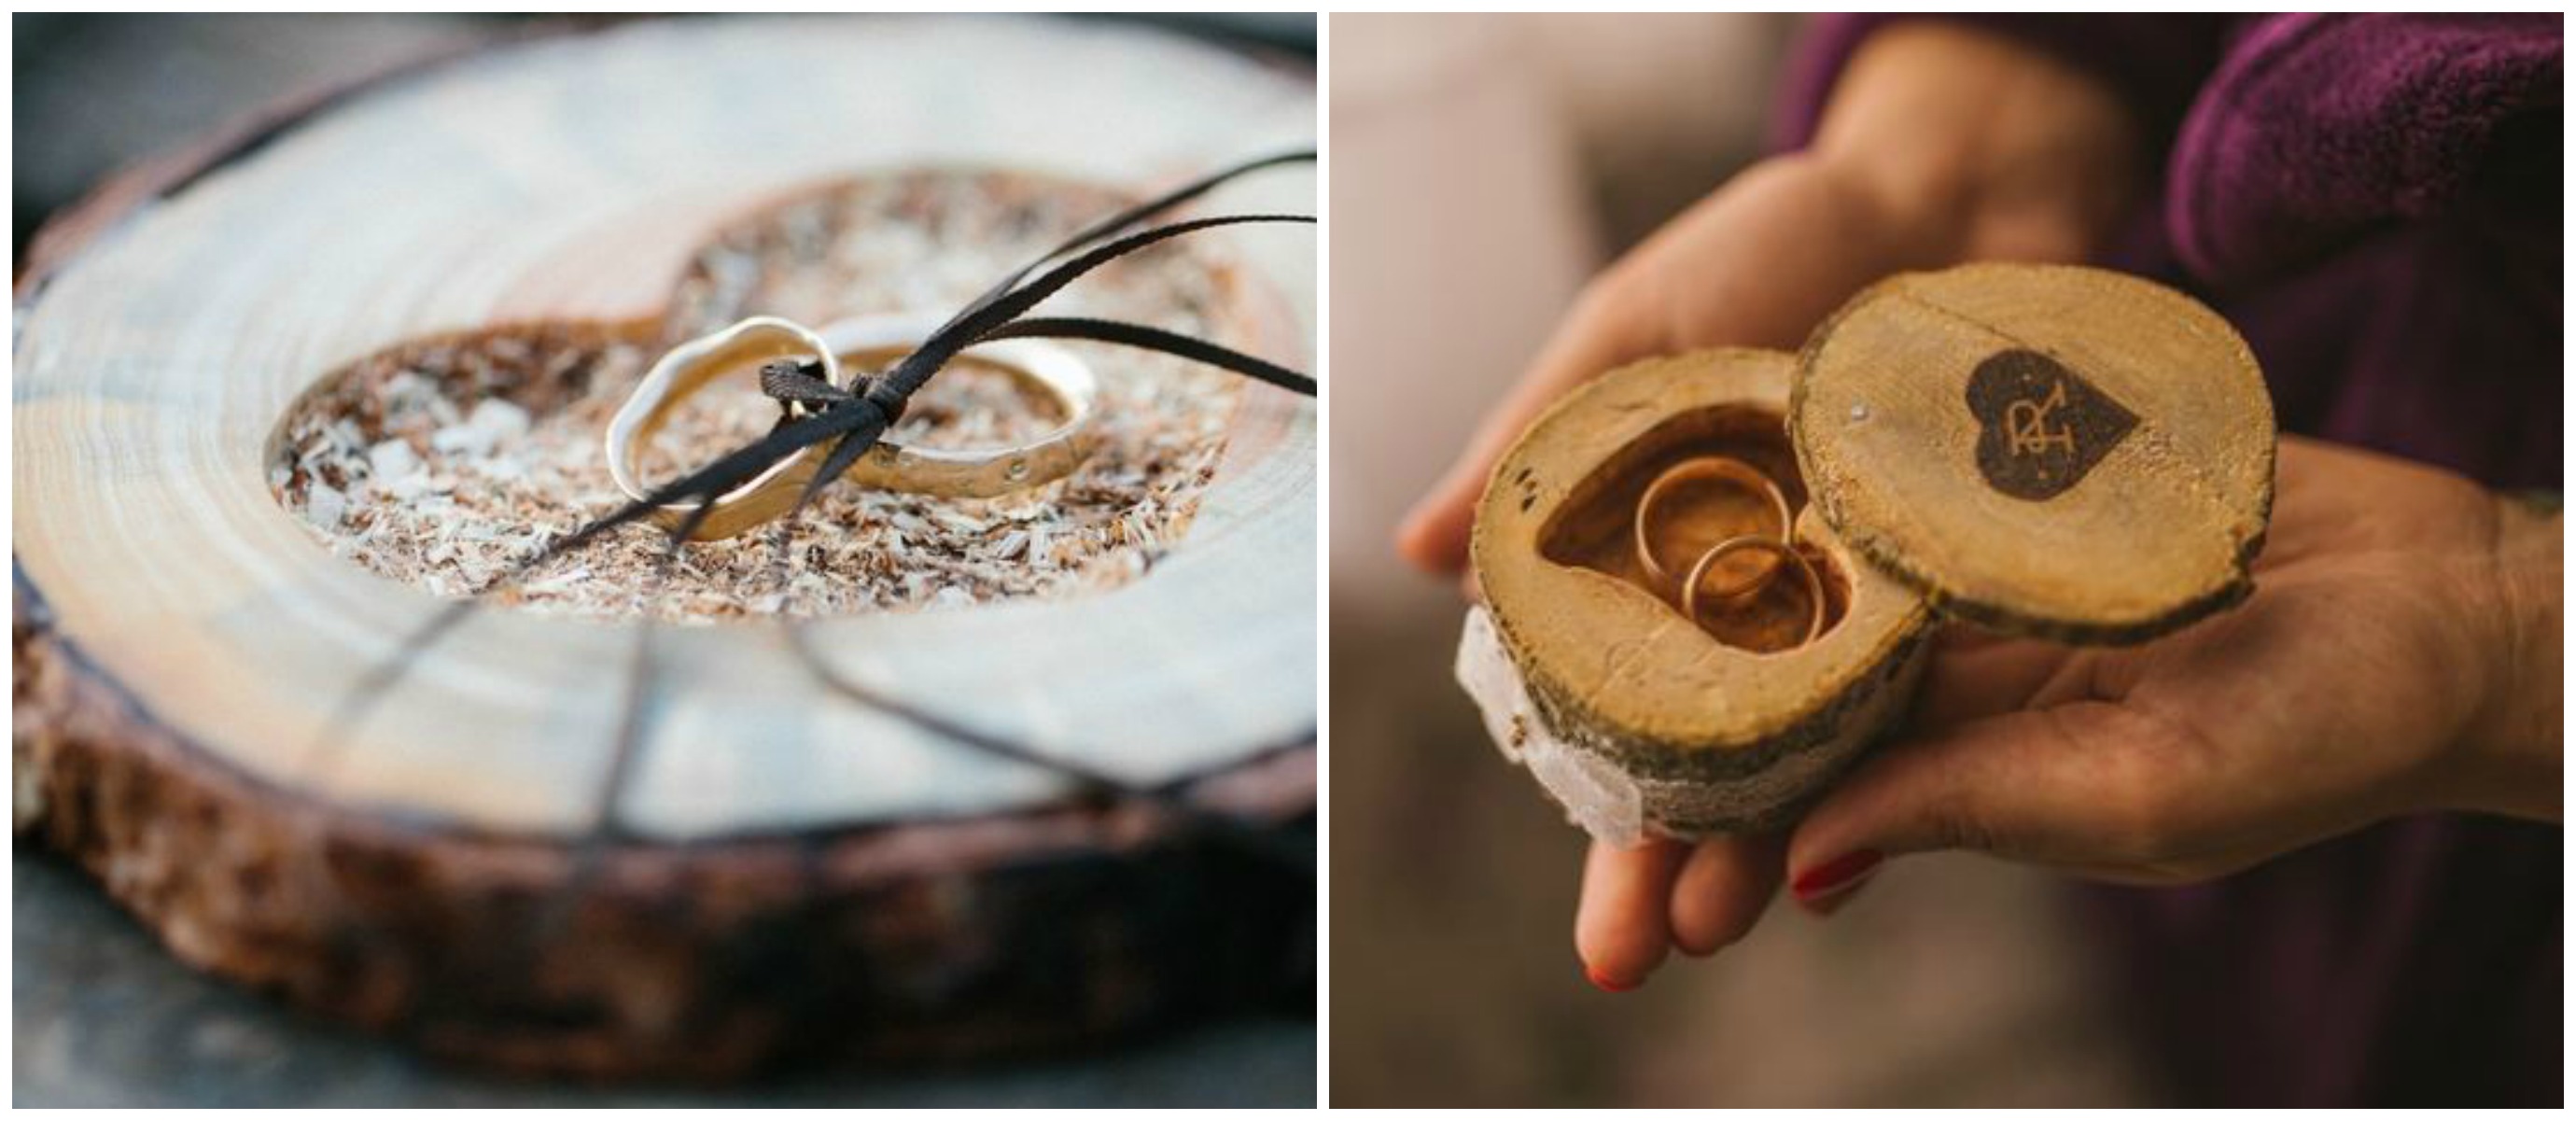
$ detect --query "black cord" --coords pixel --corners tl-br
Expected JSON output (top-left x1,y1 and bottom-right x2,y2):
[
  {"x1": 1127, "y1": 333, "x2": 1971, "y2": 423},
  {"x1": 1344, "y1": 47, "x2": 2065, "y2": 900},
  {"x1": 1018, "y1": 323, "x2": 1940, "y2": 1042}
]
[{"x1": 325, "y1": 150, "x2": 1320, "y2": 873}]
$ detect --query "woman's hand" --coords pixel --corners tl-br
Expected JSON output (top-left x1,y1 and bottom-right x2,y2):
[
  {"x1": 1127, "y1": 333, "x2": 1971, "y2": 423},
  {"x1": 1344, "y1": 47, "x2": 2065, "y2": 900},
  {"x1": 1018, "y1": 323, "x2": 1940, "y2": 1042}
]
[
  {"x1": 1580, "y1": 439, "x2": 2563, "y2": 990},
  {"x1": 1393, "y1": 22, "x2": 2564, "y2": 991},
  {"x1": 1392, "y1": 21, "x2": 2155, "y2": 991},
  {"x1": 1395, "y1": 21, "x2": 2143, "y2": 576}
]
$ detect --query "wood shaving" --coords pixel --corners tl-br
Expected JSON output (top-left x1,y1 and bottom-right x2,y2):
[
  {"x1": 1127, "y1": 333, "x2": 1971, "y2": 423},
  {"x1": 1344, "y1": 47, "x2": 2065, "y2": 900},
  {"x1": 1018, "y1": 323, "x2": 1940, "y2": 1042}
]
[{"x1": 271, "y1": 169, "x2": 1254, "y2": 623}]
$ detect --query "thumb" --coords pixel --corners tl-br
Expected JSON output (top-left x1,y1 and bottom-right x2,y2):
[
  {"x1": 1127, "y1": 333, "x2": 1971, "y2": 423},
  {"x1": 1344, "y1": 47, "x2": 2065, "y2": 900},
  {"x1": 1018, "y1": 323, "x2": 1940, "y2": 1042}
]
[
  {"x1": 1394, "y1": 282, "x2": 1660, "y2": 577},
  {"x1": 1786, "y1": 701, "x2": 2185, "y2": 905},
  {"x1": 1393, "y1": 457, "x2": 1486, "y2": 576}
]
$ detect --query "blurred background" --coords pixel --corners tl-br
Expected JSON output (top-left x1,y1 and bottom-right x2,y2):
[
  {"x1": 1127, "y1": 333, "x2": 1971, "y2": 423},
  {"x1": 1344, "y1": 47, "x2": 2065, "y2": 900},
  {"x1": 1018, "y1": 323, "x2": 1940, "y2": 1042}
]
[
  {"x1": 12, "y1": 13, "x2": 1314, "y2": 253},
  {"x1": 1327, "y1": 13, "x2": 2154, "y2": 1106},
  {"x1": 15, "y1": 13, "x2": 1315, "y2": 1107}
]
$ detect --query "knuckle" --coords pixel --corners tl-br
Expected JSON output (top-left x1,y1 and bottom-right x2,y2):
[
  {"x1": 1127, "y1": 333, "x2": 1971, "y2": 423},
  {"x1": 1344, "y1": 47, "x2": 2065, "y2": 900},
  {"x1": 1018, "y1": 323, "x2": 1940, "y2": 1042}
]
[
  {"x1": 2088, "y1": 712, "x2": 2203, "y2": 863},
  {"x1": 1920, "y1": 785, "x2": 2004, "y2": 855}
]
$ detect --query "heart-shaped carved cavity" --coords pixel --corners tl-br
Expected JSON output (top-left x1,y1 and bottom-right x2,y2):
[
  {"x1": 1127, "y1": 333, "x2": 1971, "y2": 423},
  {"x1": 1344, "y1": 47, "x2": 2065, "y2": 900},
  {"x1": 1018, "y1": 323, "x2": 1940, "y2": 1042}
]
[
  {"x1": 1966, "y1": 347, "x2": 2138, "y2": 501},
  {"x1": 1468, "y1": 347, "x2": 1935, "y2": 837},
  {"x1": 267, "y1": 168, "x2": 1258, "y2": 622},
  {"x1": 1535, "y1": 404, "x2": 1849, "y2": 654}
]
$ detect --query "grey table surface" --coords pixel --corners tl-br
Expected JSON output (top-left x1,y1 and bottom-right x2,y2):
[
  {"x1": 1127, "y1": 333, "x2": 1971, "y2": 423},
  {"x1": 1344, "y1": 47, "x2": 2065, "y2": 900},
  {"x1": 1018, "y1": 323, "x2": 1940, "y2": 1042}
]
[{"x1": 14, "y1": 848, "x2": 1315, "y2": 1107}]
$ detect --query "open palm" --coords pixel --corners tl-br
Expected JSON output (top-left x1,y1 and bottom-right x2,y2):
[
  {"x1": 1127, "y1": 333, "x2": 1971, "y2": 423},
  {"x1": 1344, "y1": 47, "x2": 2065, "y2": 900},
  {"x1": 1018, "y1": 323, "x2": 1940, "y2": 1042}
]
[{"x1": 1575, "y1": 437, "x2": 2561, "y2": 988}]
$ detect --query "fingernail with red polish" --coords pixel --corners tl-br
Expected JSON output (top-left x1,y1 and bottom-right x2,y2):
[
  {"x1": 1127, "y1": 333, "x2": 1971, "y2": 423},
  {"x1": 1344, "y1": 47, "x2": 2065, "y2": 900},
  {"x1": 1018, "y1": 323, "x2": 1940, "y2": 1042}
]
[
  {"x1": 1791, "y1": 849, "x2": 1883, "y2": 905},
  {"x1": 1585, "y1": 965, "x2": 1638, "y2": 993}
]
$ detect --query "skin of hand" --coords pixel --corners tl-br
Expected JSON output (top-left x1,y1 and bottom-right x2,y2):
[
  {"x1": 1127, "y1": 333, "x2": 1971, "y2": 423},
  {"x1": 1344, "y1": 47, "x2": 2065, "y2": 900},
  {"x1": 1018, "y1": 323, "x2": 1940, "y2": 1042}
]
[
  {"x1": 1394, "y1": 21, "x2": 2143, "y2": 580},
  {"x1": 1393, "y1": 22, "x2": 2566, "y2": 991},
  {"x1": 1595, "y1": 440, "x2": 2563, "y2": 990}
]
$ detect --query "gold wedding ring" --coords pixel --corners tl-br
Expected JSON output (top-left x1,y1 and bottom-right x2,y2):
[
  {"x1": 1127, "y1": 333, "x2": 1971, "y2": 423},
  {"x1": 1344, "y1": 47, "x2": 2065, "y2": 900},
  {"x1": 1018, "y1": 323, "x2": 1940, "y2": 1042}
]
[
  {"x1": 1679, "y1": 536, "x2": 1827, "y2": 647},
  {"x1": 1632, "y1": 455, "x2": 1793, "y2": 594},
  {"x1": 606, "y1": 312, "x2": 1098, "y2": 540},
  {"x1": 1630, "y1": 455, "x2": 1827, "y2": 647}
]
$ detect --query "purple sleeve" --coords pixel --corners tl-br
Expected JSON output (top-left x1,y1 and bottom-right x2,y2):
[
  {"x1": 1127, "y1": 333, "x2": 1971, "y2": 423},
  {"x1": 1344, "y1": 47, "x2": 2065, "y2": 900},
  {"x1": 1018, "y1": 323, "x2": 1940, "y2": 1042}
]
[
  {"x1": 2167, "y1": 13, "x2": 2563, "y2": 284},
  {"x1": 1770, "y1": 14, "x2": 2233, "y2": 154}
]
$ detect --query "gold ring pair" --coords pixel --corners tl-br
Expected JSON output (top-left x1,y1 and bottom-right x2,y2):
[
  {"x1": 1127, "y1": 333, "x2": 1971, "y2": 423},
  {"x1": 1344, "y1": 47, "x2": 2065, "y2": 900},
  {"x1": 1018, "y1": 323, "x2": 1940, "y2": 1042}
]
[
  {"x1": 605, "y1": 313, "x2": 1098, "y2": 540},
  {"x1": 1631, "y1": 455, "x2": 1825, "y2": 645}
]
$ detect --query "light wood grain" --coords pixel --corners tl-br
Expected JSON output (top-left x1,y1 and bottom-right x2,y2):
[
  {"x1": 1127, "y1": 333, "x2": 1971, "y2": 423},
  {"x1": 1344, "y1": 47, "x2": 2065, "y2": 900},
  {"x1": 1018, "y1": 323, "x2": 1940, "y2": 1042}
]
[
  {"x1": 1794, "y1": 263, "x2": 2275, "y2": 642},
  {"x1": 13, "y1": 16, "x2": 1314, "y2": 1076},
  {"x1": 1469, "y1": 349, "x2": 1933, "y2": 834},
  {"x1": 1463, "y1": 266, "x2": 2275, "y2": 837},
  {"x1": 15, "y1": 16, "x2": 1316, "y2": 840}
]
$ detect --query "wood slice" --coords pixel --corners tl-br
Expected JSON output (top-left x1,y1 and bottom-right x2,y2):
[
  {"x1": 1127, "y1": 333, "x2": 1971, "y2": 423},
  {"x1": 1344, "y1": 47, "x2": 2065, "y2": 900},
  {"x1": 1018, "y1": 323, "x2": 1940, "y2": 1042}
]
[
  {"x1": 1792, "y1": 263, "x2": 2275, "y2": 643},
  {"x1": 1466, "y1": 349, "x2": 1933, "y2": 837},
  {"x1": 13, "y1": 16, "x2": 1315, "y2": 1078}
]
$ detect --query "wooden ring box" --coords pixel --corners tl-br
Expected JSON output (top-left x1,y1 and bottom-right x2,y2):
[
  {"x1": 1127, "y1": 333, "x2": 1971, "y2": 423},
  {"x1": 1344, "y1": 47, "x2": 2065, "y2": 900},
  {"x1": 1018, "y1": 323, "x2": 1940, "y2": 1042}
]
[{"x1": 1463, "y1": 264, "x2": 2276, "y2": 842}]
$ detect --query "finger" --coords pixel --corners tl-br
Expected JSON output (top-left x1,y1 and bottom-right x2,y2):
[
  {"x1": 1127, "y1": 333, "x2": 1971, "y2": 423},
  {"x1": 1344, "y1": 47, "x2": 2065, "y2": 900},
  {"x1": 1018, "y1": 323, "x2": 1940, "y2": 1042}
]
[
  {"x1": 1926, "y1": 621, "x2": 2018, "y2": 655},
  {"x1": 1395, "y1": 286, "x2": 1660, "y2": 576},
  {"x1": 1794, "y1": 848, "x2": 1885, "y2": 918},
  {"x1": 1907, "y1": 630, "x2": 2076, "y2": 731},
  {"x1": 1668, "y1": 833, "x2": 1785, "y2": 955},
  {"x1": 1574, "y1": 835, "x2": 1691, "y2": 991},
  {"x1": 1789, "y1": 701, "x2": 2189, "y2": 891},
  {"x1": 1392, "y1": 460, "x2": 1484, "y2": 580}
]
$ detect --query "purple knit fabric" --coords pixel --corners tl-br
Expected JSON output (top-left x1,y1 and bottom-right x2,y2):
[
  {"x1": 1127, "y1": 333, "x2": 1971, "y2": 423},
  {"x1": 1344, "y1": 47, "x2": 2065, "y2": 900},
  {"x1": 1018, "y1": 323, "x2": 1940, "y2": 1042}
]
[{"x1": 1778, "y1": 14, "x2": 2562, "y2": 1107}]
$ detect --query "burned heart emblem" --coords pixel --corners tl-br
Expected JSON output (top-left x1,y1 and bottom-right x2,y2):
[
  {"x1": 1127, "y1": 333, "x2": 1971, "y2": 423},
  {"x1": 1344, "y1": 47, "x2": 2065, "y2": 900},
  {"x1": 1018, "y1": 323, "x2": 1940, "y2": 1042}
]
[{"x1": 1966, "y1": 348, "x2": 2137, "y2": 500}]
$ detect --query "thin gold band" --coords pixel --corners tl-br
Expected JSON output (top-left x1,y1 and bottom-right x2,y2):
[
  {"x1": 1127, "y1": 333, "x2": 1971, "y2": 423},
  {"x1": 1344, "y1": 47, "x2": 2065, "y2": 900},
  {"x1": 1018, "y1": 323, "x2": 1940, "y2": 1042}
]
[
  {"x1": 1632, "y1": 455, "x2": 1793, "y2": 593},
  {"x1": 605, "y1": 313, "x2": 1097, "y2": 540},
  {"x1": 1678, "y1": 535, "x2": 1827, "y2": 647}
]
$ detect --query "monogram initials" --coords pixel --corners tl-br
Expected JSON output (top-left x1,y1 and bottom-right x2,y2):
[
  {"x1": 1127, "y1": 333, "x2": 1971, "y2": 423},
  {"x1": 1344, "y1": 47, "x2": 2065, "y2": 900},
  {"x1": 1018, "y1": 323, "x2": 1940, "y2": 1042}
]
[
  {"x1": 2003, "y1": 381, "x2": 2076, "y2": 457},
  {"x1": 1967, "y1": 349, "x2": 2137, "y2": 501}
]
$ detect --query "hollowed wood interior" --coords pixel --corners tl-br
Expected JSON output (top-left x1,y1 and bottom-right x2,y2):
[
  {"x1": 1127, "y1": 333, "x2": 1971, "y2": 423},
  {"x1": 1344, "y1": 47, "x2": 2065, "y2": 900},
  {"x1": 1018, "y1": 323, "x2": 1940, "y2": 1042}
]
[
  {"x1": 1536, "y1": 405, "x2": 1850, "y2": 654},
  {"x1": 258, "y1": 168, "x2": 1254, "y2": 623}
]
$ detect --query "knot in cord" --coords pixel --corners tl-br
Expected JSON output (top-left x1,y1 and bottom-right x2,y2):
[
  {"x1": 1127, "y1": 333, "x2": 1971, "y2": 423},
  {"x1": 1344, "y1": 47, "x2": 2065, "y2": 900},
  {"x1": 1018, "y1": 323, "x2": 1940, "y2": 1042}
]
[{"x1": 759, "y1": 357, "x2": 907, "y2": 427}]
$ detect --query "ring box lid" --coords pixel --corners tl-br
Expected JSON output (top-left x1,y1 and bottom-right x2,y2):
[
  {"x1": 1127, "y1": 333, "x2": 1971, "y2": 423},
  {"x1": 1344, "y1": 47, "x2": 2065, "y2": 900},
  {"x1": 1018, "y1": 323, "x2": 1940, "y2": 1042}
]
[{"x1": 1790, "y1": 263, "x2": 2275, "y2": 644}]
